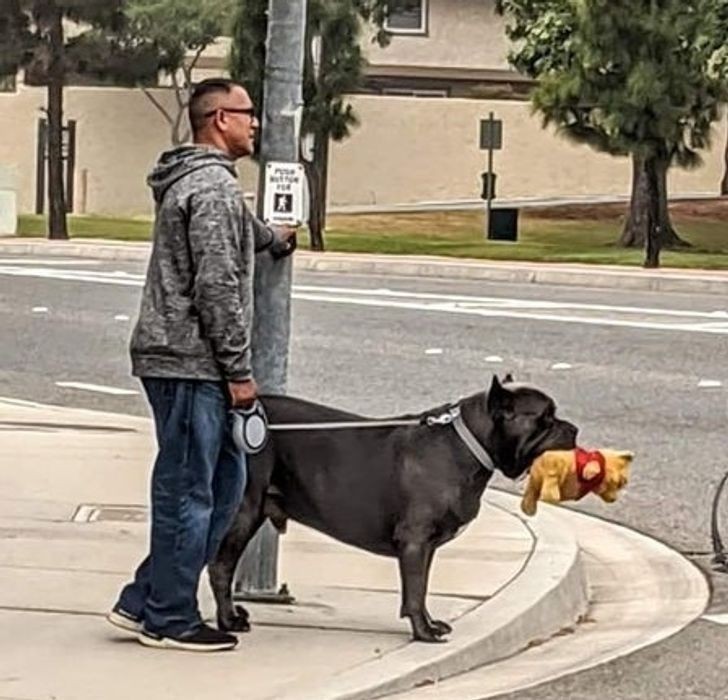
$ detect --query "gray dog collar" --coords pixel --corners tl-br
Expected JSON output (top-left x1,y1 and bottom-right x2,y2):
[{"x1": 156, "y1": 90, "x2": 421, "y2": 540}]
[{"x1": 428, "y1": 406, "x2": 495, "y2": 473}]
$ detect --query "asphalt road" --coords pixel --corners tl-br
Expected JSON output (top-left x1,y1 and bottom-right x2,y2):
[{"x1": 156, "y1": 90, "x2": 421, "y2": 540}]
[{"x1": 1, "y1": 252, "x2": 728, "y2": 699}]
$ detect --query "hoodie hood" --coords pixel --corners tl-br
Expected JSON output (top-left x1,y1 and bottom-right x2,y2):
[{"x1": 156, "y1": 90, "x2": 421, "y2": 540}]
[{"x1": 147, "y1": 145, "x2": 237, "y2": 203}]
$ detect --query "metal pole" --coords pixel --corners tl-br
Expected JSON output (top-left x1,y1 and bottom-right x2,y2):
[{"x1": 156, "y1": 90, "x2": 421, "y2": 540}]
[
  {"x1": 233, "y1": 0, "x2": 307, "y2": 603},
  {"x1": 486, "y1": 111, "x2": 494, "y2": 239}
]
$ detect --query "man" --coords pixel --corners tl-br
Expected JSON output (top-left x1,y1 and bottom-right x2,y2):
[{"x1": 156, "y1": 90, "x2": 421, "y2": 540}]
[{"x1": 107, "y1": 78, "x2": 295, "y2": 652}]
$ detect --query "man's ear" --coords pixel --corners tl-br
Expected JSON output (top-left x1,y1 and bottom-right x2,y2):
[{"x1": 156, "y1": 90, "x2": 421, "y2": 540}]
[{"x1": 488, "y1": 375, "x2": 513, "y2": 414}]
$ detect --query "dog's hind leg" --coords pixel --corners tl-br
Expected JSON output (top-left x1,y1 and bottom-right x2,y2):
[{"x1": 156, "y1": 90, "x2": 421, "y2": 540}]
[{"x1": 396, "y1": 540, "x2": 447, "y2": 643}]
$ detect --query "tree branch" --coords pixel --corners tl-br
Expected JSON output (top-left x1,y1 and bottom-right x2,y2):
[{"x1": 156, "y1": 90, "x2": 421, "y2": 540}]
[{"x1": 142, "y1": 86, "x2": 174, "y2": 126}]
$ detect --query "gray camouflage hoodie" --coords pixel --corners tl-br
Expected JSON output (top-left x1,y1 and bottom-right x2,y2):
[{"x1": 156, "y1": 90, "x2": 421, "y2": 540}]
[{"x1": 130, "y1": 145, "x2": 275, "y2": 382}]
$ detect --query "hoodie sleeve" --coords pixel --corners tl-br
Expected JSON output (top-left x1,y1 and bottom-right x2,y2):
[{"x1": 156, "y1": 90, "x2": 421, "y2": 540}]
[
  {"x1": 244, "y1": 204, "x2": 275, "y2": 252},
  {"x1": 244, "y1": 205, "x2": 296, "y2": 258},
  {"x1": 187, "y1": 184, "x2": 252, "y2": 382}
]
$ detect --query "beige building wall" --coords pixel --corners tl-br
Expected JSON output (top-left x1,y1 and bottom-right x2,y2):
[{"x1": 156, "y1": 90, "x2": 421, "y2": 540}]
[
  {"x1": 328, "y1": 95, "x2": 724, "y2": 207},
  {"x1": 0, "y1": 82, "x2": 182, "y2": 217},
  {"x1": 0, "y1": 85, "x2": 724, "y2": 217},
  {"x1": 363, "y1": 0, "x2": 510, "y2": 70}
]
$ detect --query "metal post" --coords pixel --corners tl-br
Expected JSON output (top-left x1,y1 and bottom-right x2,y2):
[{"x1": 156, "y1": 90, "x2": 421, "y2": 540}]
[
  {"x1": 65, "y1": 120, "x2": 76, "y2": 213},
  {"x1": 233, "y1": 0, "x2": 307, "y2": 603},
  {"x1": 35, "y1": 119, "x2": 47, "y2": 215},
  {"x1": 485, "y1": 111, "x2": 494, "y2": 238}
]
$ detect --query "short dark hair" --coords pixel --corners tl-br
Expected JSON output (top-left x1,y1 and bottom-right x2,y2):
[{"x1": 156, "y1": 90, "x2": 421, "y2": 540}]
[{"x1": 188, "y1": 78, "x2": 245, "y2": 134}]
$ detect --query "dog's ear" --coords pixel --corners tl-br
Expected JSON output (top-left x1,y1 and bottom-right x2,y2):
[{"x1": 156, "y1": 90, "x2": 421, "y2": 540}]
[
  {"x1": 503, "y1": 373, "x2": 515, "y2": 384},
  {"x1": 488, "y1": 375, "x2": 514, "y2": 414}
]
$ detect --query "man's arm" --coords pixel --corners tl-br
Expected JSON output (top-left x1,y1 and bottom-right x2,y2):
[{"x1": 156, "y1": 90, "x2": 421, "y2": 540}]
[{"x1": 245, "y1": 205, "x2": 297, "y2": 258}]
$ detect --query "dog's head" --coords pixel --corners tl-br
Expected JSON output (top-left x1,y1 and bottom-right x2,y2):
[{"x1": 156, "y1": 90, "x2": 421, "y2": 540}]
[{"x1": 486, "y1": 375, "x2": 578, "y2": 479}]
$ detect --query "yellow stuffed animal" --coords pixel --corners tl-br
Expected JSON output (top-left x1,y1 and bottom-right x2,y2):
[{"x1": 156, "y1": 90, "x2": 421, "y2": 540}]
[{"x1": 521, "y1": 448, "x2": 634, "y2": 516}]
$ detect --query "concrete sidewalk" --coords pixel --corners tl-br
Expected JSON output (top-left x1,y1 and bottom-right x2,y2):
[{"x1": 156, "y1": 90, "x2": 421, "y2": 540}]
[
  {"x1": 1, "y1": 236, "x2": 727, "y2": 295},
  {"x1": 0, "y1": 398, "x2": 709, "y2": 700}
]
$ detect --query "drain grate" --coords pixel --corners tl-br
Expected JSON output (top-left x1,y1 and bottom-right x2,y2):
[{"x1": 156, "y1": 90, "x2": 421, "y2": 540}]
[{"x1": 72, "y1": 504, "x2": 148, "y2": 523}]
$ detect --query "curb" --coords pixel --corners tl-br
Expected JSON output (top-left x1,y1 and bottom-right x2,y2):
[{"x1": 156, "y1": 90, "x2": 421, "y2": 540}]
[
  {"x1": 278, "y1": 490, "x2": 589, "y2": 700},
  {"x1": 1, "y1": 238, "x2": 727, "y2": 295}
]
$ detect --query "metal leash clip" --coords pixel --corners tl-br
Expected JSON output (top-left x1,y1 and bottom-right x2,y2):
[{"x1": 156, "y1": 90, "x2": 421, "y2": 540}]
[
  {"x1": 230, "y1": 399, "x2": 270, "y2": 455},
  {"x1": 425, "y1": 406, "x2": 461, "y2": 426}
]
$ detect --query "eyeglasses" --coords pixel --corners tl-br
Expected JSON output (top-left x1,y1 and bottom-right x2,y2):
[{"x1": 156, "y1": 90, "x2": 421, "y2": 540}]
[{"x1": 203, "y1": 107, "x2": 256, "y2": 119}]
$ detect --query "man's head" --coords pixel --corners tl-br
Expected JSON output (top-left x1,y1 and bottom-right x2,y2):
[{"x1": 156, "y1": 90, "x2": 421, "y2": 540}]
[{"x1": 188, "y1": 78, "x2": 258, "y2": 159}]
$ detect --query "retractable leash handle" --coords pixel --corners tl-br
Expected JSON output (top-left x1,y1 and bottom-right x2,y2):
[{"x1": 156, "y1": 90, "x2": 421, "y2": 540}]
[{"x1": 230, "y1": 399, "x2": 270, "y2": 455}]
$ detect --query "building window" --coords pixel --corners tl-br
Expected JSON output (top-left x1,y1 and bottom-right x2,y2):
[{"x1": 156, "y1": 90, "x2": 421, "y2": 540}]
[{"x1": 385, "y1": 0, "x2": 428, "y2": 35}]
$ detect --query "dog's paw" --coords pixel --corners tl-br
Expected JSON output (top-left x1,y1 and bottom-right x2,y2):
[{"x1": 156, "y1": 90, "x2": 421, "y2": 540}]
[
  {"x1": 411, "y1": 621, "x2": 450, "y2": 643},
  {"x1": 430, "y1": 619, "x2": 452, "y2": 636},
  {"x1": 218, "y1": 605, "x2": 251, "y2": 633}
]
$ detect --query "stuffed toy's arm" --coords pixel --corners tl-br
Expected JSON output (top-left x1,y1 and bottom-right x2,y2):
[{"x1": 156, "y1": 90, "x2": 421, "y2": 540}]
[{"x1": 521, "y1": 474, "x2": 541, "y2": 516}]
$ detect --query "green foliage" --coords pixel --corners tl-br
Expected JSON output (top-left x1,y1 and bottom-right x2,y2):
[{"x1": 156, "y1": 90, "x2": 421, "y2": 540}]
[
  {"x1": 124, "y1": 0, "x2": 235, "y2": 73},
  {"x1": 497, "y1": 0, "x2": 728, "y2": 168},
  {"x1": 230, "y1": 0, "x2": 415, "y2": 143},
  {"x1": 0, "y1": 1, "x2": 159, "y2": 85}
]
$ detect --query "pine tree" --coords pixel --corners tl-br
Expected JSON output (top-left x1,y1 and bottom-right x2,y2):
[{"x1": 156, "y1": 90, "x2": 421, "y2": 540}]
[{"x1": 497, "y1": 0, "x2": 727, "y2": 267}]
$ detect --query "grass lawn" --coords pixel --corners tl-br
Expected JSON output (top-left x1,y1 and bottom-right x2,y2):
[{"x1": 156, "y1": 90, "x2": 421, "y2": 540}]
[{"x1": 17, "y1": 199, "x2": 728, "y2": 269}]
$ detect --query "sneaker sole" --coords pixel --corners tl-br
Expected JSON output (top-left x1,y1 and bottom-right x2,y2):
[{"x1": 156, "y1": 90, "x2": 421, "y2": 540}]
[
  {"x1": 107, "y1": 610, "x2": 142, "y2": 635},
  {"x1": 138, "y1": 631, "x2": 237, "y2": 652}
]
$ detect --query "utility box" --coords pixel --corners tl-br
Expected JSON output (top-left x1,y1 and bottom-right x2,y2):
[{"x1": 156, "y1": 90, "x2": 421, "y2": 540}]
[
  {"x1": 488, "y1": 207, "x2": 519, "y2": 242},
  {"x1": 0, "y1": 165, "x2": 17, "y2": 235}
]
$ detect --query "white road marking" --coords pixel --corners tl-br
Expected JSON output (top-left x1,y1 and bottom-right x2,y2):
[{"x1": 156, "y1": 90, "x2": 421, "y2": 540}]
[
  {"x1": 702, "y1": 613, "x2": 728, "y2": 625},
  {"x1": 2, "y1": 264, "x2": 728, "y2": 336},
  {"x1": 425, "y1": 348, "x2": 443, "y2": 355},
  {"x1": 698, "y1": 380, "x2": 723, "y2": 388},
  {"x1": 551, "y1": 363, "x2": 573, "y2": 370},
  {"x1": 55, "y1": 382, "x2": 139, "y2": 396},
  {"x1": 32, "y1": 306, "x2": 49, "y2": 313},
  {"x1": 485, "y1": 356, "x2": 503, "y2": 363},
  {"x1": 295, "y1": 284, "x2": 725, "y2": 320},
  {"x1": 114, "y1": 314, "x2": 130, "y2": 321},
  {"x1": 0, "y1": 258, "x2": 100, "y2": 266},
  {"x1": 293, "y1": 291, "x2": 728, "y2": 335},
  {"x1": 0, "y1": 266, "x2": 143, "y2": 286}
]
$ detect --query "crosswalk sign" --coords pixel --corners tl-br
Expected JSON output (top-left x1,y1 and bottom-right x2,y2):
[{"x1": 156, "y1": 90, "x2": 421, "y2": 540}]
[{"x1": 263, "y1": 162, "x2": 305, "y2": 225}]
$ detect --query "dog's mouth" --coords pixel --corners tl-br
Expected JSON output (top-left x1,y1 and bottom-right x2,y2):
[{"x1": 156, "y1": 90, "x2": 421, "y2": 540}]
[{"x1": 515, "y1": 420, "x2": 578, "y2": 477}]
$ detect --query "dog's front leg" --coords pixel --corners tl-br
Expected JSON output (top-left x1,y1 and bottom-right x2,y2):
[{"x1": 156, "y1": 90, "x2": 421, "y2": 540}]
[{"x1": 397, "y1": 542, "x2": 447, "y2": 643}]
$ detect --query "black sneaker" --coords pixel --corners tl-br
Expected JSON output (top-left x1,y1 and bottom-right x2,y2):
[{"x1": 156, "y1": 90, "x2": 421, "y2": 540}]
[
  {"x1": 138, "y1": 623, "x2": 238, "y2": 652},
  {"x1": 107, "y1": 605, "x2": 142, "y2": 634}
]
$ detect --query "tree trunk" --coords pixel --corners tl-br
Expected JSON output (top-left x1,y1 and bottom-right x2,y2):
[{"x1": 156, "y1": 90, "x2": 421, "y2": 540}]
[
  {"x1": 643, "y1": 156, "x2": 661, "y2": 269},
  {"x1": 46, "y1": 3, "x2": 68, "y2": 240},
  {"x1": 619, "y1": 154, "x2": 688, "y2": 249},
  {"x1": 304, "y1": 131, "x2": 329, "y2": 251},
  {"x1": 722, "y1": 115, "x2": 728, "y2": 196}
]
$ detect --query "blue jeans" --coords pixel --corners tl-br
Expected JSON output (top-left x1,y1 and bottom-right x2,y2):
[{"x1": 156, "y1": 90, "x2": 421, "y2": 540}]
[{"x1": 115, "y1": 378, "x2": 246, "y2": 637}]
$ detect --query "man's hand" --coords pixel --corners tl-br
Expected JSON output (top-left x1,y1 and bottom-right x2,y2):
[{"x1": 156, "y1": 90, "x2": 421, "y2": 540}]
[
  {"x1": 228, "y1": 378, "x2": 258, "y2": 408},
  {"x1": 270, "y1": 225, "x2": 297, "y2": 259}
]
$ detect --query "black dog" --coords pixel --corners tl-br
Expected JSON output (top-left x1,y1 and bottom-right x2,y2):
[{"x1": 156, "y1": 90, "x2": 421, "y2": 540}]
[{"x1": 209, "y1": 376, "x2": 578, "y2": 642}]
